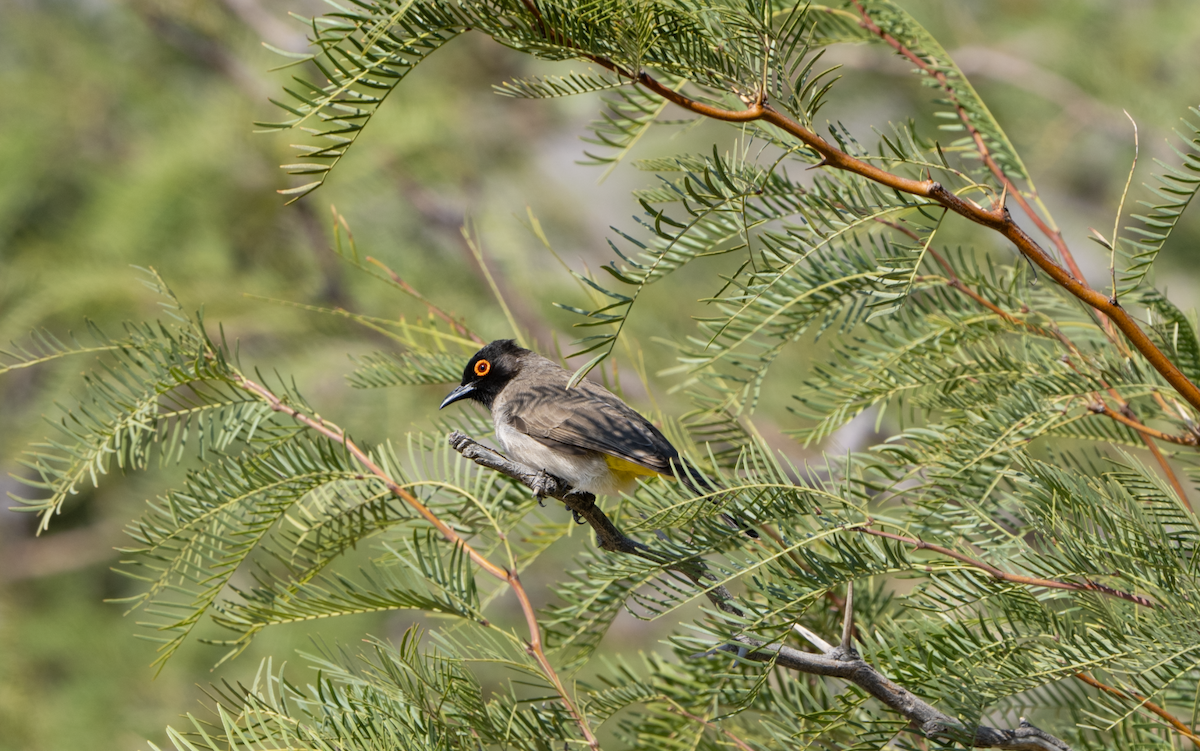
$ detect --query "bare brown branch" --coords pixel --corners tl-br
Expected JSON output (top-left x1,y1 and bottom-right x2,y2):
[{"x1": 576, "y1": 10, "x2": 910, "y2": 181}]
[
  {"x1": 448, "y1": 431, "x2": 1074, "y2": 750},
  {"x1": 1088, "y1": 401, "x2": 1198, "y2": 447}
]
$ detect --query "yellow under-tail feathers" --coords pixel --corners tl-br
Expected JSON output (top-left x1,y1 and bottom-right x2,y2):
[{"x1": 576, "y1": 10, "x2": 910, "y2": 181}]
[{"x1": 604, "y1": 454, "x2": 670, "y2": 486}]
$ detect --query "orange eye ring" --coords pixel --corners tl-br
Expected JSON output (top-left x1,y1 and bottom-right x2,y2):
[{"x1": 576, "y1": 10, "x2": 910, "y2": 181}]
[{"x1": 474, "y1": 359, "x2": 491, "y2": 377}]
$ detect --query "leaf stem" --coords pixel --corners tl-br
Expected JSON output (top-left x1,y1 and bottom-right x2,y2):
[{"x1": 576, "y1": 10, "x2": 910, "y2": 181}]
[
  {"x1": 1109, "y1": 111, "x2": 1140, "y2": 301},
  {"x1": 663, "y1": 701, "x2": 755, "y2": 751},
  {"x1": 364, "y1": 255, "x2": 484, "y2": 344},
  {"x1": 462, "y1": 226, "x2": 527, "y2": 349}
]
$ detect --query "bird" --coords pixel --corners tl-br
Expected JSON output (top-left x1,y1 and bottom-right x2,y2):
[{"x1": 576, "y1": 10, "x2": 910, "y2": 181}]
[{"x1": 439, "y1": 339, "x2": 721, "y2": 501}]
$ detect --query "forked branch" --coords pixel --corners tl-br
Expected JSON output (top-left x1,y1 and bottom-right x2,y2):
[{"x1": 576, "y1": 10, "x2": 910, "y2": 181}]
[{"x1": 448, "y1": 431, "x2": 1073, "y2": 750}]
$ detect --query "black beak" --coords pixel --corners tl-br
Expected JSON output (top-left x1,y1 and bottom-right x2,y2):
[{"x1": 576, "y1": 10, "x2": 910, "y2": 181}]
[{"x1": 439, "y1": 382, "x2": 476, "y2": 409}]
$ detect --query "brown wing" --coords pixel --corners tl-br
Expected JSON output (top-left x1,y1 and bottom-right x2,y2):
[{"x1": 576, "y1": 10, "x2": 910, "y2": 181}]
[{"x1": 500, "y1": 363, "x2": 680, "y2": 475}]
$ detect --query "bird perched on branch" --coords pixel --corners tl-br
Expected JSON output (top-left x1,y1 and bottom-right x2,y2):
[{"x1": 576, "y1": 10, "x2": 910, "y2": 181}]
[{"x1": 439, "y1": 339, "x2": 739, "y2": 514}]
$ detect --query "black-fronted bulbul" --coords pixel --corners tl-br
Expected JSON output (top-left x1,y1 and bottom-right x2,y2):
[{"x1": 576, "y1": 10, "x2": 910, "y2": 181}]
[{"x1": 440, "y1": 339, "x2": 710, "y2": 498}]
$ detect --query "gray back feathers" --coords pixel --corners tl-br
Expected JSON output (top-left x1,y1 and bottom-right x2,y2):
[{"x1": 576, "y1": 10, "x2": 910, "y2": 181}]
[{"x1": 494, "y1": 352, "x2": 681, "y2": 475}]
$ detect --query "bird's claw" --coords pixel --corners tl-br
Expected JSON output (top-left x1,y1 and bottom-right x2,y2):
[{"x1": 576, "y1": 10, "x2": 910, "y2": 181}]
[
  {"x1": 448, "y1": 431, "x2": 473, "y2": 453},
  {"x1": 531, "y1": 469, "x2": 556, "y2": 505}
]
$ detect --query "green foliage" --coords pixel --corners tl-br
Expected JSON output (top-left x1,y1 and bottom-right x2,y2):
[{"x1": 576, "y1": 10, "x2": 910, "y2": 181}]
[
  {"x1": 9, "y1": 274, "x2": 264, "y2": 533},
  {"x1": 580, "y1": 85, "x2": 681, "y2": 176},
  {"x1": 10, "y1": 1, "x2": 1200, "y2": 750},
  {"x1": 260, "y1": 0, "x2": 469, "y2": 201},
  {"x1": 812, "y1": 1, "x2": 1036, "y2": 189},
  {"x1": 1118, "y1": 108, "x2": 1200, "y2": 290}
]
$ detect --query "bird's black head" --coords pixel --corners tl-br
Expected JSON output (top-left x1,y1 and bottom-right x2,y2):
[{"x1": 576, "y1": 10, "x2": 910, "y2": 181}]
[{"x1": 439, "y1": 339, "x2": 528, "y2": 410}]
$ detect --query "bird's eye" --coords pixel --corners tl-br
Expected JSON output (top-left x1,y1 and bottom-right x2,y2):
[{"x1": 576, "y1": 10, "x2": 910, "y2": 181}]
[{"x1": 474, "y1": 359, "x2": 491, "y2": 377}]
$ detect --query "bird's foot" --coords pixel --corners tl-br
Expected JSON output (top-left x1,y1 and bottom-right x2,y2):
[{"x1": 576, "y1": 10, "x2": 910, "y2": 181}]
[
  {"x1": 563, "y1": 492, "x2": 595, "y2": 525},
  {"x1": 448, "y1": 431, "x2": 474, "y2": 453},
  {"x1": 531, "y1": 469, "x2": 557, "y2": 505}
]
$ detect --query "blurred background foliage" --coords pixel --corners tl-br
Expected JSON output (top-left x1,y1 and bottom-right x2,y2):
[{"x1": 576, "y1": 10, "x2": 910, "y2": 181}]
[{"x1": 1, "y1": 0, "x2": 1197, "y2": 748}]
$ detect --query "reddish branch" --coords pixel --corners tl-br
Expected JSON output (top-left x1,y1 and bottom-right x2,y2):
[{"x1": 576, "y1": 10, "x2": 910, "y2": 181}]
[
  {"x1": 861, "y1": 527, "x2": 1156, "y2": 608},
  {"x1": 560, "y1": 38, "x2": 1200, "y2": 414},
  {"x1": 1088, "y1": 401, "x2": 1198, "y2": 447},
  {"x1": 1074, "y1": 672, "x2": 1200, "y2": 745},
  {"x1": 849, "y1": 1, "x2": 1087, "y2": 287},
  {"x1": 230, "y1": 373, "x2": 598, "y2": 750},
  {"x1": 513, "y1": 0, "x2": 1200, "y2": 418}
]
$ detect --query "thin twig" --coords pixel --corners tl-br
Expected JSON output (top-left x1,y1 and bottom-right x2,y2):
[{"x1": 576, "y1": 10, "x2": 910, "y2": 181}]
[
  {"x1": 461, "y1": 225, "x2": 528, "y2": 349},
  {"x1": 1074, "y1": 672, "x2": 1200, "y2": 745},
  {"x1": 760, "y1": 522, "x2": 851, "y2": 617},
  {"x1": 1055, "y1": 356, "x2": 1193, "y2": 511},
  {"x1": 860, "y1": 527, "x2": 1155, "y2": 608},
  {"x1": 230, "y1": 376, "x2": 598, "y2": 750},
  {"x1": 664, "y1": 702, "x2": 756, "y2": 751},
  {"x1": 449, "y1": 431, "x2": 1074, "y2": 750},
  {"x1": 926, "y1": 248, "x2": 1052, "y2": 336},
  {"x1": 1088, "y1": 402, "x2": 1199, "y2": 447},
  {"x1": 364, "y1": 255, "x2": 484, "y2": 344},
  {"x1": 1109, "y1": 111, "x2": 1139, "y2": 303},
  {"x1": 1089, "y1": 396, "x2": 1194, "y2": 509},
  {"x1": 1136, "y1": 426, "x2": 1193, "y2": 511}
]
